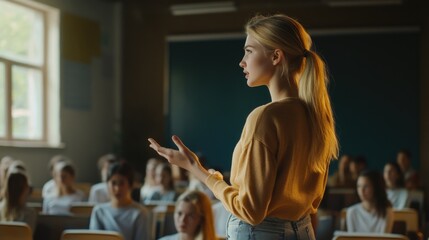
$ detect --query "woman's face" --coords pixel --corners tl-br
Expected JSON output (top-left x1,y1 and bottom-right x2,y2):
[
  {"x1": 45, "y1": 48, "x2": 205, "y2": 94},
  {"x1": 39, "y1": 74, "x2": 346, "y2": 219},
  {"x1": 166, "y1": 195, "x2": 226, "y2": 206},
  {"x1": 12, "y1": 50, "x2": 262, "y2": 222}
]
[
  {"x1": 357, "y1": 176, "x2": 374, "y2": 203},
  {"x1": 383, "y1": 164, "x2": 399, "y2": 188},
  {"x1": 239, "y1": 34, "x2": 275, "y2": 87},
  {"x1": 174, "y1": 201, "x2": 202, "y2": 237},
  {"x1": 56, "y1": 170, "x2": 74, "y2": 187},
  {"x1": 108, "y1": 174, "x2": 131, "y2": 201},
  {"x1": 155, "y1": 166, "x2": 172, "y2": 189}
]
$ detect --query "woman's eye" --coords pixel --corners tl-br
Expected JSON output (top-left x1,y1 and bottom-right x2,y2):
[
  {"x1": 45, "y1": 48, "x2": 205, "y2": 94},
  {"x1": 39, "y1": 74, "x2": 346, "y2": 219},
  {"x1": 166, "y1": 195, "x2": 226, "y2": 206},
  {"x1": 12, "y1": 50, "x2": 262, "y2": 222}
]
[{"x1": 246, "y1": 49, "x2": 252, "y2": 53}]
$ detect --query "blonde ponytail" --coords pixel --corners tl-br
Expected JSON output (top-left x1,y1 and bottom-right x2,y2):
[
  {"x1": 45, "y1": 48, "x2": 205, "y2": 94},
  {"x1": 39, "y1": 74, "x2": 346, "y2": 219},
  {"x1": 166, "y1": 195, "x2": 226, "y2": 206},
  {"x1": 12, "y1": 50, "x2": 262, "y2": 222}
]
[{"x1": 300, "y1": 50, "x2": 339, "y2": 166}]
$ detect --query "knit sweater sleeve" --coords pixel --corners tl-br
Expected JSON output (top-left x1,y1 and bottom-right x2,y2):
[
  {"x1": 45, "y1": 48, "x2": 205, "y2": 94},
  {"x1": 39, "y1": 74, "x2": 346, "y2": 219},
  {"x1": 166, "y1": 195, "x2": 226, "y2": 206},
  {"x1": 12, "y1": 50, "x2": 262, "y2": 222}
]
[{"x1": 206, "y1": 106, "x2": 278, "y2": 225}]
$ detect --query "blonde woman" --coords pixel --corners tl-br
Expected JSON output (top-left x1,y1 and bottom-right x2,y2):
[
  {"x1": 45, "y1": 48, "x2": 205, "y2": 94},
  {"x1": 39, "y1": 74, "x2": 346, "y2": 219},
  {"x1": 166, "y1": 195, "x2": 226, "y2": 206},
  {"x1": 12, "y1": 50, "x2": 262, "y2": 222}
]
[
  {"x1": 0, "y1": 169, "x2": 37, "y2": 231},
  {"x1": 149, "y1": 13, "x2": 338, "y2": 239},
  {"x1": 159, "y1": 190, "x2": 216, "y2": 240}
]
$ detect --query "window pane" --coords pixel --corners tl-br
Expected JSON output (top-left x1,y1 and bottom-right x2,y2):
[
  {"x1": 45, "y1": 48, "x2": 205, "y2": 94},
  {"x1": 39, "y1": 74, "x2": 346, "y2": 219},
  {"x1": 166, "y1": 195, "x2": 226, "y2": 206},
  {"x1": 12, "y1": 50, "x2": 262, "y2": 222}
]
[
  {"x1": 0, "y1": 1, "x2": 44, "y2": 65},
  {"x1": 12, "y1": 65, "x2": 43, "y2": 140},
  {"x1": 0, "y1": 63, "x2": 5, "y2": 137}
]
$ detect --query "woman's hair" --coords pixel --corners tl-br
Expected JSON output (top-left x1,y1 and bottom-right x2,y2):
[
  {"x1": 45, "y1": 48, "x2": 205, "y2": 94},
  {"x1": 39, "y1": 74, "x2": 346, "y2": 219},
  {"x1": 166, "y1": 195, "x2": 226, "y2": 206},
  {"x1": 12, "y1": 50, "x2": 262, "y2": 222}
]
[
  {"x1": 359, "y1": 170, "x2": 391, "y2": 218},
  {"x1": 0, "y1": 169, "x2": 29, "y2": 221},
  {"x1": 54, "y1": 161, "x2": 76, "y2": 177},
  {"x1": 384, "y1": 161, "x2": 405, "y2": 187},
  {"x1": 245, "y1": 14, "x2": 339, "y2": 167},
  {"x1": 176, "y1": 190, "x2": 216, "y2": 240},
  {"x1": 107, "y1": 161, "x2": 134, "y2": 186}
]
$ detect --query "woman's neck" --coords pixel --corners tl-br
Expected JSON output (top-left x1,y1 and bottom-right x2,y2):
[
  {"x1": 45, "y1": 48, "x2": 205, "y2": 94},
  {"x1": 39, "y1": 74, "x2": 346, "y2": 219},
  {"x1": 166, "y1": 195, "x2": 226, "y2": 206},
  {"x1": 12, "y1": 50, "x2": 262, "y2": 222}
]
[
  {"x1": 111, "y1": 197, "x2": 133, "y2": 208},
  {"x1": 267, "y1": 74, "x2": 299, "y2": 102},
  {"x1": 59, "y1": 185, "x2": 75, "y2": 196},
  {"x1": 361, "y1": 201, "x2": 376, "y2": 213},
  {"x1": 179, "y1": 232, "x2": 195, "y2": 240}
]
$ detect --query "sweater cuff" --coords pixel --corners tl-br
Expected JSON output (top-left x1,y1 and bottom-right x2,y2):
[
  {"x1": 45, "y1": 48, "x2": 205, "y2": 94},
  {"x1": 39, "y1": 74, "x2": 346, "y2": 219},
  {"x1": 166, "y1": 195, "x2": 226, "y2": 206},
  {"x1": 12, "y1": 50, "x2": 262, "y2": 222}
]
[{"x1": 205, "y1": 171, "x2": 223, "y2": 188}]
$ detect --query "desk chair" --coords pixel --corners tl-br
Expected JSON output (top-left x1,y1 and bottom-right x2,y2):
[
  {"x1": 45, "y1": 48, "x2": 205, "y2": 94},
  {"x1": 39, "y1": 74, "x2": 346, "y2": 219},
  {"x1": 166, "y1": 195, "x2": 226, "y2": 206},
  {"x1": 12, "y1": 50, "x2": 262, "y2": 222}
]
[
  {"x1": 0, "y1": 221, "x2": 32, "y2": 240},
  {"x1": 61, "y1": 229, "x2": 123, "y2": 240}
]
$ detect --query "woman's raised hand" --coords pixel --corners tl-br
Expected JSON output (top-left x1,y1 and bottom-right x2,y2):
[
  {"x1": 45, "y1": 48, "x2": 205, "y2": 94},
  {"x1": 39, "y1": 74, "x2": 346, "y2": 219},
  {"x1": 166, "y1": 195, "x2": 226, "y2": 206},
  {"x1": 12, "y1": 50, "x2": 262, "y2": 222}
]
[{"x1": 148, "y1": 135, "x2": 201, "y2": 171}]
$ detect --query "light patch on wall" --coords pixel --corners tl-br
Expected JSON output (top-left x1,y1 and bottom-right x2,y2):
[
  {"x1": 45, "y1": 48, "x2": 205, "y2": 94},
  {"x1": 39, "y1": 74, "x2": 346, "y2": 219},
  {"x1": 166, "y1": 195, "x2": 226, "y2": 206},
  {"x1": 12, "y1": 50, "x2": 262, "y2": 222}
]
[{"x1": 61, "y1": 12, "x2": 100, "y2": 63}]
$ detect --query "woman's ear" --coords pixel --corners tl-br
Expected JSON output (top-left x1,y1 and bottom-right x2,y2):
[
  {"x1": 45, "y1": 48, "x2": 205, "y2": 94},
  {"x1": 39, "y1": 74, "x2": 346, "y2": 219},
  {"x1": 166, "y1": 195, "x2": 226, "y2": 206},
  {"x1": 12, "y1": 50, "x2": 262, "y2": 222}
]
[{"x1": 272, "y1": 49, "x2": 283, "y2": 66}]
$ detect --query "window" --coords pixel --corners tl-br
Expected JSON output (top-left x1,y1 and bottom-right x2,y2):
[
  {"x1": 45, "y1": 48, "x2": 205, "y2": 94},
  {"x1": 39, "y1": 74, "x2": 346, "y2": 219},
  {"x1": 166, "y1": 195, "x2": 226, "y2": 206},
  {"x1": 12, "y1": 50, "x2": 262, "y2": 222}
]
[{"x1": 0, "y1": 0, "x2": 60, "y2": 147}]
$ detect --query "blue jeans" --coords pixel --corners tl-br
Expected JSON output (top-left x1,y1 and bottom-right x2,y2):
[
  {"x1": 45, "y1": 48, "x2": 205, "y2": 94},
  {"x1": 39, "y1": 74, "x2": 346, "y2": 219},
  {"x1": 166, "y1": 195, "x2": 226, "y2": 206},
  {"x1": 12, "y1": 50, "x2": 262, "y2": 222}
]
[{"x1": 226, "y1": 214, "x2": 315, "y2": 240}]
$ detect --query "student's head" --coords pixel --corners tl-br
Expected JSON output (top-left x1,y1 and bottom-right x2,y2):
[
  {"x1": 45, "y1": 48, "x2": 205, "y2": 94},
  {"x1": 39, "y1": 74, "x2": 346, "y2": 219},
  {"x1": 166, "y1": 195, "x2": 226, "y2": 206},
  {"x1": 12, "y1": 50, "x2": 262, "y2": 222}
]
[
  {"x1": 2, "y1": 169, "x2": 30, "y2": 208},
  {"x1": 48, "y1": 155, "x2": 69, "y2": 177},
  {"x1": 383, "y1": 161, "x2": 404, "y2": 188},
  {"x1": 54, "y1": 161, "x2": 76, "y2": 188},
  {"x1": 155, "y1": 163, "x2": 174, "y2": 190},
  {"x1": 107, "y1": 161, "x2": 134, "y2": 201},
  {"x1": 145, "y1": 158, "x2": 161, "y2": 185},
  {"x1": 349, "y1": 155, "x2": 367, "y2": 177},
  {"x1": 357, "y1": 170, "x2": 390, "y2": 217},
  {"x1": 396, "y1": 149, "x2": 411, "y2": 172},
  {"x1": 174, "y1": 190, "x2": 216, "y2": 240},
  {"x1": 338, "y1": 154, "x2": 351, "y2": 172},
  {"x1": 241, "y1": 14, "x2": 338, "y2": 163},
  {"x1": 0, "y1": 156, "x2": 14, "y2": 187},
  {"x1": 97, "y1": 153, "x2": 117, "y2": 182}
]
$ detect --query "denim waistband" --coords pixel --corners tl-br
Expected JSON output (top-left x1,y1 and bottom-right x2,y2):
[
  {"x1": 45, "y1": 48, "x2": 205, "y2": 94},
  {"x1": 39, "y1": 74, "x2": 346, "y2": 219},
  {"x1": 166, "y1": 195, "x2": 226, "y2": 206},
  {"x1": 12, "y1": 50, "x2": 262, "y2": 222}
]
[{"x1": 261, "y1": 215, "x2": 311, "y2": 229}]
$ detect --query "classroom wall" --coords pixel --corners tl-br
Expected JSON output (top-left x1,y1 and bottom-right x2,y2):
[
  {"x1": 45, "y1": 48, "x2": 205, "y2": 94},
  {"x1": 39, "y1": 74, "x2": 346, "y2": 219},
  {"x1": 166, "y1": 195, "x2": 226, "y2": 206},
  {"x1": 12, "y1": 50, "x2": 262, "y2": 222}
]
[{"x1": 0, "y1": 0, "x2": 122, "y2": 187}]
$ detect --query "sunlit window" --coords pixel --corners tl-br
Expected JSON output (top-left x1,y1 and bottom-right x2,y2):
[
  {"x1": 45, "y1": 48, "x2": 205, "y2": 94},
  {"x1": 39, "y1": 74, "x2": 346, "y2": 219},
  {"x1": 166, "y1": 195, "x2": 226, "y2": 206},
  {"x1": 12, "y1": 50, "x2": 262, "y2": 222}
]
[{"x1": 0, "y1": 0, "x2": 60, "y2": 146}]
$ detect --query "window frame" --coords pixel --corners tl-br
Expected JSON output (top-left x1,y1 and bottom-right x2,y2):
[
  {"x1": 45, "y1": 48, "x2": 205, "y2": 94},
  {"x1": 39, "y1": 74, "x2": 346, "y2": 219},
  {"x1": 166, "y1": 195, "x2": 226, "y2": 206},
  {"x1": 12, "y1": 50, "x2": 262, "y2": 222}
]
[{"x1": 0, "y1": 0, "x2": 61, "y2": 148}]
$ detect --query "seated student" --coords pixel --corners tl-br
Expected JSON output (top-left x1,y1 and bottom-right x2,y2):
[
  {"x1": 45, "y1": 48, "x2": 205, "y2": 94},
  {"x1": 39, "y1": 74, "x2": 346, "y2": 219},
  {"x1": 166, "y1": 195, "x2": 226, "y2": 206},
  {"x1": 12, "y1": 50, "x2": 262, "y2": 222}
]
[
  {"x1": 396, "y1": 149, "x2": 420, "y2": 189},
  {"x1": 383, "y1": 161, "x2": 409, "y2": 209},
  {"x1": 346, "y1": 170, "x2": 393, "y2": 233},
  {"x1": 90, "y1": 161, "x2": 150, "y2": 240},
  {"x1": 43, "y1": 161, "x2": 85, "y2": 215},
  {"x1": 140, "y1": 158, "x2": 161, "y2": 202},
  {"x1": 159, "y1": 190, "x2": 216, "y2": 240},
  {"x1": 0, "y1": 156, "x2": 14, "y2": 197},
  {"x1": 328, "y1": 154, "x2": 355, "y2": 188},
  {"x1": 42, "y1": 155, "x2": 69, "y2": 199},
  {"x1": 144, "y1": 163, "x2": 177, "y2": 204},
  {"x1": 0, "y1": 169, "x2": 37, "y2": 231},
  {"x1": 89, "y1": 154, "x2": 118, "y2": 203}
]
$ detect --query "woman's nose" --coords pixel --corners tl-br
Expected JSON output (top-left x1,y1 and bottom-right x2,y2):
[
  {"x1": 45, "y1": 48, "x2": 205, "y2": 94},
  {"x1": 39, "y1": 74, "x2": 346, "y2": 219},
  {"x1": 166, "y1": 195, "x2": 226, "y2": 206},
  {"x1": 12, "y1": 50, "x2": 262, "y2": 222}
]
[{"x1": 239, "y1": 59, "x2": 245, "y2": 68}]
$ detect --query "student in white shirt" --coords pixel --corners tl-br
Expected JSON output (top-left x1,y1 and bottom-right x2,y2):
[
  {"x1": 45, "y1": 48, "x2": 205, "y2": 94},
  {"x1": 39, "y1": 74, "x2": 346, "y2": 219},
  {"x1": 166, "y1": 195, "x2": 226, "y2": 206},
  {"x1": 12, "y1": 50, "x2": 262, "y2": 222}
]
[
  {"x1": 43, "y1": 161, "x2": 84, "y2": 215},
  {"x1": 90, "y1": 161, "x2": 150, "y2": 240},
  {"x1": 89, "y1": 154, "x2": 118, "y2": 203},
  {"x1": 346, "y1": 170, "x2": 393, "y2": 233},
  {"x1": 140, "y1": 158, "x2": 161, "y2": 202},
  {"x1": 0, "y1": 169, "x2": 37, "y2": 231},
  {"x1": 42, "y1": 155, "x2": 70, "y2": 199},
  {"x1": 144, "y1": 163, "x2": 177, "y2": 204},
  {"x1": 383, "y1": 161, "x2": 409, "y2": 209}
]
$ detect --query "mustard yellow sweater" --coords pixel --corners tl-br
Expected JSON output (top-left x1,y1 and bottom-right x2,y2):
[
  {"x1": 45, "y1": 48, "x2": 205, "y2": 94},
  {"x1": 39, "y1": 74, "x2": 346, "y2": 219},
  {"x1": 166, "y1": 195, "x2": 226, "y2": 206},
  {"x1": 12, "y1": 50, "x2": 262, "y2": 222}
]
[{"x1": 205, "y1": 98, "x2": 329, "y2": 225}]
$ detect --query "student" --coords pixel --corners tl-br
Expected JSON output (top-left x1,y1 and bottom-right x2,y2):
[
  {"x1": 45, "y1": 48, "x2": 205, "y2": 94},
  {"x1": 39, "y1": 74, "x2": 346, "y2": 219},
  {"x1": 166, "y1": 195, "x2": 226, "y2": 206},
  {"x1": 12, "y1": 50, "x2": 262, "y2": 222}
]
[
  {"x1": 149, "y1": 13, "x2": 338, "y2": 239},
  {"x1": 42, "y1": 155, "x2": 69, "y2": 199},
  {"x1": 43, "y1": 161, "x2": 85, "y2": 215},
  {"x1": 396, "y1": 149, "x2": 419, "y2": 189},
  {"x1": 140, "y1": 158, "x2": 161, "y2": 202},
  {"x1": 346, "y1": 170, "x2": 393, "y2": 233},
  {"x1": 159, "y1": 190, "x2": 216, "y2": 240},
  {"x1": 0, "y1": 169, "x2": 37, "y2": 231},
  {"x1": 0, "y1": 156, "x2": 14, "y2": 197},
  {"x1": 328, "y1": 154, "x2": 354, "y2": 188},
  {"x1": 89, "y1": 154, "x2": 118, "y2": 203},
  {"x1": 90, "y1": 161, "x2": 150, "y2": 240},
  {"x1": 144, "y1": 163, "x2": 177, "y2": 204},
  {"x1": 383, "y1": 161, "x2": 409, "y2": 209}
]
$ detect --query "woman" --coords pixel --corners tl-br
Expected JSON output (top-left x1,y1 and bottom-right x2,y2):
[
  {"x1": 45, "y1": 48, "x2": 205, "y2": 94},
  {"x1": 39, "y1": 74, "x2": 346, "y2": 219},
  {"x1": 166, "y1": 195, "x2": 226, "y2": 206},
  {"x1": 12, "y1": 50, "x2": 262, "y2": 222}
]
[
  {"x1": 0, "y1": 169, "x2": 37, "y2": 231},
  {"x1": 140, "y1": 158, "x2": 161, "y2": 201},
  {"x1": 42, "y1": 161, "x2": 85, "y2": 215},
  {"x1": 149, "y1": 14, "x2": 338, "y2": 239},
  {"x1": 159, "y1": 190, "x2": 216, "y2": 240},
  {"x1": 346, "y1": 170, "x2": 393, "y2": 233},
  {"x1": 383, "y1": 161, "x2": 409, "y2": 209},
  {"x1": 90, "y1": 161, "x2": 150, "y2": 240}
]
